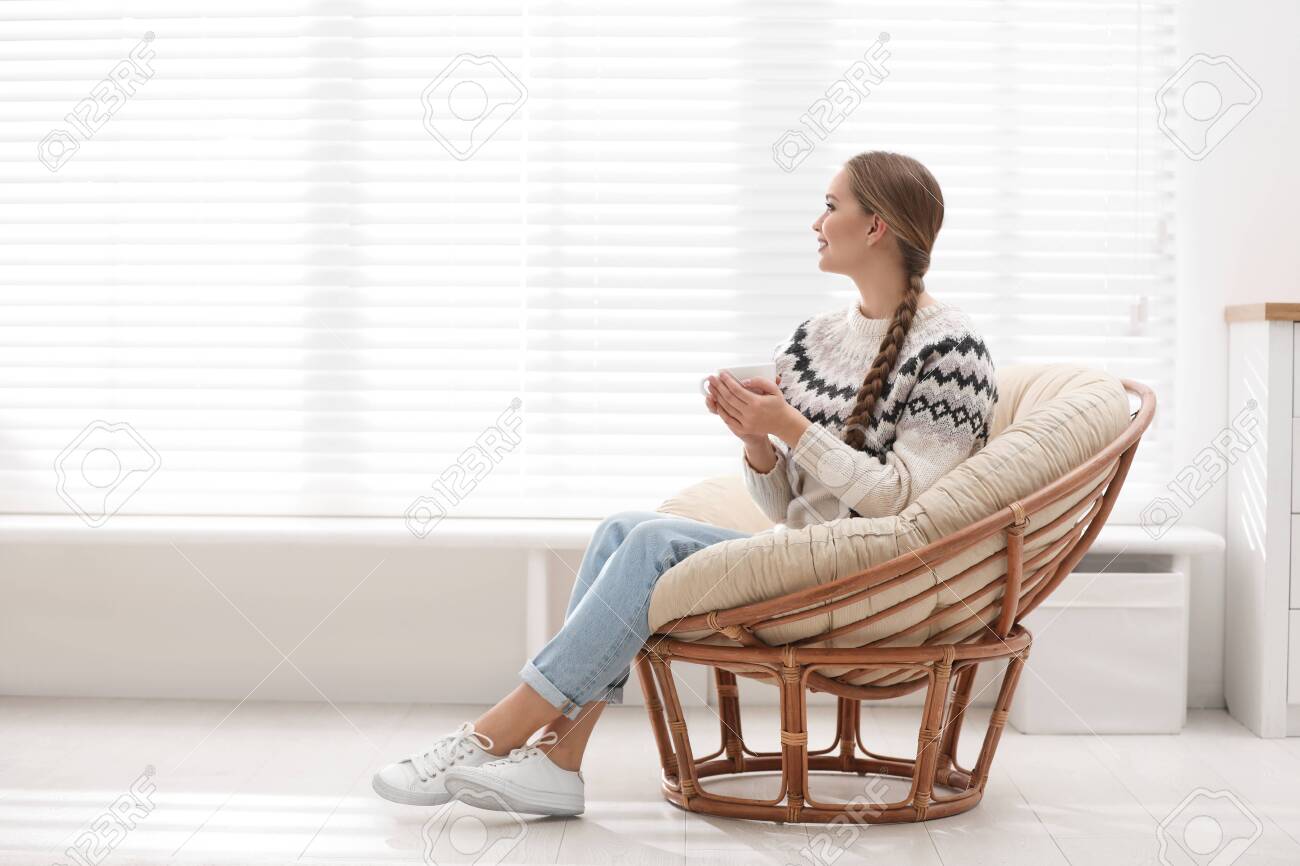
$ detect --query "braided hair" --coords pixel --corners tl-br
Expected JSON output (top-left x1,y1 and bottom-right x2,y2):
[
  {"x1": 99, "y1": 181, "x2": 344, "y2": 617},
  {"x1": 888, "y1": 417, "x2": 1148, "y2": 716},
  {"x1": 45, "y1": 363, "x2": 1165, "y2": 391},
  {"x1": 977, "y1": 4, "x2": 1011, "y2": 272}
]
[{"x1": 838, "y1": 151, "x2": 945, "y2": 451}]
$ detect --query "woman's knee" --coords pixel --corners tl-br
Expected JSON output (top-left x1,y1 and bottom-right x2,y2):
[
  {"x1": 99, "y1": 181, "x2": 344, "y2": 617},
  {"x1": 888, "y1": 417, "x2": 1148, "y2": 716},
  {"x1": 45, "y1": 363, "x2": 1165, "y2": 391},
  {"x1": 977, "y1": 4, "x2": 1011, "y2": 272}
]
[
  {"x1": 566, "y1": 513, "x2": 664, "y2": 619},
  {"x1": 620, "y1": 515, "x2": 679, "y2": 543},
  {"x1": 598, "y1": 509, "x2": 665, "y2": 537}
]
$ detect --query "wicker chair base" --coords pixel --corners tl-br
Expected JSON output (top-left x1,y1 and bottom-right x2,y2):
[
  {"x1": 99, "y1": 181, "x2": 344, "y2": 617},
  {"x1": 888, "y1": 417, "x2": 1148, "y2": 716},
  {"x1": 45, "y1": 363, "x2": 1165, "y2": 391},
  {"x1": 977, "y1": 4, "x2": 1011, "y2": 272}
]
[{"x1": 635, "y1": 624, "x2": 1032, "y2": 824}]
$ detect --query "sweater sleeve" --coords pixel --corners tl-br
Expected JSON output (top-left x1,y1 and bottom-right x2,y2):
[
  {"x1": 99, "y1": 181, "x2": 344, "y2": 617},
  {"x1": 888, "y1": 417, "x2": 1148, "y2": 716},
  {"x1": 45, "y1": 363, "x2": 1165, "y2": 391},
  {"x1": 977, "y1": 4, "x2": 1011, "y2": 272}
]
[
  {"x1": 736, "y1": 329, "x2": 801, "y2": 524},
  {"x1": 788, "y1": 343, "x2": 997, "y2": 518},
  {"x1": 740, "y1": 439, "x2": 794, "y2": 524}
]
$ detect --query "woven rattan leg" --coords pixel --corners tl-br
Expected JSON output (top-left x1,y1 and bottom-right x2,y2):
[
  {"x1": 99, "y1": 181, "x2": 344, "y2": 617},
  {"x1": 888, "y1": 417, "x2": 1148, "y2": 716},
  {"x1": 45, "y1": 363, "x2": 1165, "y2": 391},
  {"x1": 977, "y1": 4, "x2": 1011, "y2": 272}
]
[
  {"x1": 649, "y1": 651, "x2": 702, "y2": 808},
  {"x1": 714, "y1": 668, "x2": 745, "y2": 772},
  {"x1": 971, "y1": 645, "x2": 1029, "y2": 793},
  {"x1": 835, "y1": 697, "x2": 859, "y2": 771},
  {"x1": 635, "y1": 649, "x2": 679, "y2": 787},
  {"x1": 936, "y1": 661, "x2": 978, "y2": 782},
  {"x1": 910, "y1": 648, "x2": 956, "y2": 820},
  {"x1": 778, "y1": 661, "x2": 808, "y2": 823}
]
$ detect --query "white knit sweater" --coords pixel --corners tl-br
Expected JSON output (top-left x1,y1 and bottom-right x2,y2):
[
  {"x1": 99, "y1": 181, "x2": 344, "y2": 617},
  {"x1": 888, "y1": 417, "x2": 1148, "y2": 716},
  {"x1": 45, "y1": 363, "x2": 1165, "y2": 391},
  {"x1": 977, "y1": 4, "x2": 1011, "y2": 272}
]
[{"x1": 742, "y1": 299, "x2": 998, "y2": 530}]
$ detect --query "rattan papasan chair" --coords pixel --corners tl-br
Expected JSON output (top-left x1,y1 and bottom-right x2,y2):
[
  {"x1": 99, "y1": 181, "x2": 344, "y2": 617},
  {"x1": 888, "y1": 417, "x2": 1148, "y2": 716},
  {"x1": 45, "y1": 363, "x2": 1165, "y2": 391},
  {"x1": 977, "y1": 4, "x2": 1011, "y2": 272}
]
[{"x1": 634, "y1": 362, "x2": 1154, "y2": 824}]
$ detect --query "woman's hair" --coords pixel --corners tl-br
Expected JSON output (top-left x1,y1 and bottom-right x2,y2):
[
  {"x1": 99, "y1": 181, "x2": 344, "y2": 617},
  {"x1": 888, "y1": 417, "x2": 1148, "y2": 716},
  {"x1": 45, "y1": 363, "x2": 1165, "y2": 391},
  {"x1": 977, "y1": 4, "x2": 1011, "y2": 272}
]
[{"x1": 839, "y1": 150, "x2": 945, "y2": 451}]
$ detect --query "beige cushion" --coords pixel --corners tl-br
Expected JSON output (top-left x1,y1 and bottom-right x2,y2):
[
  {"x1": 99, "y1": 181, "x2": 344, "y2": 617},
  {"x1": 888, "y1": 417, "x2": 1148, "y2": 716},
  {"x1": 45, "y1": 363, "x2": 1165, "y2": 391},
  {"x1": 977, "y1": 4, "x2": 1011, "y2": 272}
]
[
  {"x1": 655, "y1": 474, "x2": 776, "y2": 535},
  {"x1": 647, "y1": 362, "x2": 1133, "y2": 687}
]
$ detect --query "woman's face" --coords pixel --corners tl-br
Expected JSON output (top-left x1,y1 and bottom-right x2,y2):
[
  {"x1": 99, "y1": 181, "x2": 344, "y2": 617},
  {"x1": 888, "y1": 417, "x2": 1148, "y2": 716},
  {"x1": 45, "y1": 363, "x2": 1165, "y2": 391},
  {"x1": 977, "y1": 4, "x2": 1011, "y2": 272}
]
[{"x1": 812, "y1": 167, "x2": 882, "y2": 275}]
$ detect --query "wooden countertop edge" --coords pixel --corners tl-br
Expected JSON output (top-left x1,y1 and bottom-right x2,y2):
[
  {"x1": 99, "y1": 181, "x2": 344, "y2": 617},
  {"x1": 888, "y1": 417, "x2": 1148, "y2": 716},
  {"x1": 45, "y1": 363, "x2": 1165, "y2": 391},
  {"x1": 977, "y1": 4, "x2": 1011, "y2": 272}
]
[{"x1": 1225, "y1": 303, "x2": 1300, "y2": 323}]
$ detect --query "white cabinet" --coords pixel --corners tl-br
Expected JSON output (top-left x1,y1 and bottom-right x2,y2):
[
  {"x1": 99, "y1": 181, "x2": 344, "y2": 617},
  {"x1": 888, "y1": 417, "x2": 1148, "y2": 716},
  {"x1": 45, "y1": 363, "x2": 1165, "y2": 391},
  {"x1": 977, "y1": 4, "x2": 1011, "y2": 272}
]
[
  {"x1": 1224, "y1": 304, "x2": 1300, "y2": 737},
  {"x1": 1291, "y1": 611, "x2": 1300, "y2": 704},
  {"x1": 1291, "y1": 420, "x2": 1300, "y2": 512},
  {"x1": 1292, "y1": 517, "x2": 1300, "y2": 614},
  {"x1": 1011, "y1": 569, "x2": 1189, "y2": 734}
]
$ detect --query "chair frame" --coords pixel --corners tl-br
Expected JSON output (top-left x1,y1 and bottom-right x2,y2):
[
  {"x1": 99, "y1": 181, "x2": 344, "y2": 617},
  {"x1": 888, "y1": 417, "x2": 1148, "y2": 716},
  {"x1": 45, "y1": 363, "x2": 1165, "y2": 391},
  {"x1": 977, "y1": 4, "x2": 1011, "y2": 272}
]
[{"x1": 636, "y1": 378, "x2": 1155, "y2": 823}]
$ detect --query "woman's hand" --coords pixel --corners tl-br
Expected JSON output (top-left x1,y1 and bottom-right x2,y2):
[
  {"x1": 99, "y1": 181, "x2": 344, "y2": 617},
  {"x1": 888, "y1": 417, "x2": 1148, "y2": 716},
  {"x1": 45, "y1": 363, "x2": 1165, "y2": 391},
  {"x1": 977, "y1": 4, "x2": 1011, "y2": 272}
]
[
  {"x1": 705, "y1": 375, "x2": 769, "y2": 444},
  {"x1": 708, "y1": 371, "x2": 801, "y2": 442},
  {"x1": 705, "y1": 374, "x2": 780, "y2": 412}
]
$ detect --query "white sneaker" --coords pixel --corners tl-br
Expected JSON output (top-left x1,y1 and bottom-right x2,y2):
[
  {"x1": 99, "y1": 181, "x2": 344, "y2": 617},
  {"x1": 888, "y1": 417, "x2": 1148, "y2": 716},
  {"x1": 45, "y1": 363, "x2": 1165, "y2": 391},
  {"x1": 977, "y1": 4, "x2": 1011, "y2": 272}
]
[
  {"x1": 443, "y1": 731, "x2": 585, "y2": 817},
  {"x1": 372, "y1": 721, "x2": 499, "y2": 806}
]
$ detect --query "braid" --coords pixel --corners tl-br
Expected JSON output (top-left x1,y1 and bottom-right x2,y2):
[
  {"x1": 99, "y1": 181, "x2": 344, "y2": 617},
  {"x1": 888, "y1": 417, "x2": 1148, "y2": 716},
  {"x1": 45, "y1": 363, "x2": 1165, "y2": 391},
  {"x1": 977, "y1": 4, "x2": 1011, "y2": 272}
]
[
  {"x1": 841, "y1": 271, "x2": 925, "y2": 451},
  {"x1": 836, "y1": 150, "x2": 944, "y2": 452}
]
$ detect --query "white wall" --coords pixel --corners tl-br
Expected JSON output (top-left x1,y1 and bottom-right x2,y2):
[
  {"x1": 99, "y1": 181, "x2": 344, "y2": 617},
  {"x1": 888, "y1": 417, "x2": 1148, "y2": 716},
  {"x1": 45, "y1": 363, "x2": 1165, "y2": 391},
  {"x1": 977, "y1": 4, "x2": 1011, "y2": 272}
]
[
  {"x1": 1, "y1": 538, "x2": 535, "y2": 703},
  {"x1": 1171, "y1": 0, "x2": 1300, "y2": 708},
  {"x1": 1175, "y1": 0, "x2": 1298, "y2": 308},
  {"x1": 0, "y1": 526, "x2": 718, "y2": 711}
]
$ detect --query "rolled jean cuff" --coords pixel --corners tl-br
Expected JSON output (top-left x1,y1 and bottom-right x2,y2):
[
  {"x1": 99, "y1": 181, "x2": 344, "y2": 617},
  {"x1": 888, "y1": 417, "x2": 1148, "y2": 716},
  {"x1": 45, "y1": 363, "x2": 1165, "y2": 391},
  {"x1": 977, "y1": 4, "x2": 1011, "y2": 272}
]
[{"x1": 519, "y1": 659, "x2": 584, "y2": 720}]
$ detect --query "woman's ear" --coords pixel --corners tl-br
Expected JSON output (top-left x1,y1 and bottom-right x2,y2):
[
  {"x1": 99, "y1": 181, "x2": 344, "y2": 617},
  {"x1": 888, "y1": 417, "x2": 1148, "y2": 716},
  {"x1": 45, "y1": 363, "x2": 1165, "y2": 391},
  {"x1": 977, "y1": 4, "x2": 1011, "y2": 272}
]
[{"x1": 865, "y1": 213, "x2": 888, "y2": 246}]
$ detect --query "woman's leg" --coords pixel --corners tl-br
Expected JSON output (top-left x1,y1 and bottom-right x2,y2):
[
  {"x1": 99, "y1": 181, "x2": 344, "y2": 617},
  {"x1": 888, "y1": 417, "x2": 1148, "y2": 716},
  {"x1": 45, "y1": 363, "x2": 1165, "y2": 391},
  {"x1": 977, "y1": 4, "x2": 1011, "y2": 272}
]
[
  {"x1": 470, "y1": 515, "x2": 752, "y2": 763},
  {"x1": 466, "y1": 510, "x2": 668, "y2": 757},
  {"x1": 533, "y1": 699, "x2": 605, "y2": 771},
  {"x1": 561, "y1": 510, "x2": 668, "y2": 621},
  {"x1": 531, "y1": 511, "x2": 665, "y2": 764}
]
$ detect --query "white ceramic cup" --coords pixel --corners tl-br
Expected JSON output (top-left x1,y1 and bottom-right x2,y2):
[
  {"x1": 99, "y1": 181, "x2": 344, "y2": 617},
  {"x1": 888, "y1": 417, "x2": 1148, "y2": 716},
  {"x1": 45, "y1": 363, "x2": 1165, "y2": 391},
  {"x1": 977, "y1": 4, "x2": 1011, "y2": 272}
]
[{"x1": 700, "y1": 362, "x2": 778, "y2": 397}]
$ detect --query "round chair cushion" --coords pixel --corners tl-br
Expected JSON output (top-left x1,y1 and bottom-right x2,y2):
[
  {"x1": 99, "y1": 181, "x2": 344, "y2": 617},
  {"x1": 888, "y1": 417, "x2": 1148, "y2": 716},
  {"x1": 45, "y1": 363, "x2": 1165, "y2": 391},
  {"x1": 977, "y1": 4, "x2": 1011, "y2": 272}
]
[{"x1": 646, "y1": 362, "x2": 1134, "y2": 686}]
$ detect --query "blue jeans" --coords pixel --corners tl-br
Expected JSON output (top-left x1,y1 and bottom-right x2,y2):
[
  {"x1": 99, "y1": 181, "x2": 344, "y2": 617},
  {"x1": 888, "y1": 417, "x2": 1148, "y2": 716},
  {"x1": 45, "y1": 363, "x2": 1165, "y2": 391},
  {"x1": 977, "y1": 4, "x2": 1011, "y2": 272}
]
[{"x1": 519, "y1": 510, "x2": 753, "y2": 720}]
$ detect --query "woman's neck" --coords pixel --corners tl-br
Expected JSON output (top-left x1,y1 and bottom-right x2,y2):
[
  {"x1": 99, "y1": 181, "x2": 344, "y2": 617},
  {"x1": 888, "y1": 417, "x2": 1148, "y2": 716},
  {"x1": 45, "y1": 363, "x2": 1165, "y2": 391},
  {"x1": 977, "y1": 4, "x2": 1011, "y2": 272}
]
[
  {"x1": 848, "y1": 267, "x2": 926, "y2": 319},
  {"x1": 854, "y1": 290, "x2": 937, "y2": 319}
]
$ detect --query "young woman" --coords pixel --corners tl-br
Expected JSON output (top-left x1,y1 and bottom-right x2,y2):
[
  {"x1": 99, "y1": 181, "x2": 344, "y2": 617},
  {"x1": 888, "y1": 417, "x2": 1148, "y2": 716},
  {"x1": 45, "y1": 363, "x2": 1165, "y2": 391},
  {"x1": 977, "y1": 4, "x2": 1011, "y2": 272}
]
[{"x1": 373, "y1": 150, "x2": 999, "y2": 817}]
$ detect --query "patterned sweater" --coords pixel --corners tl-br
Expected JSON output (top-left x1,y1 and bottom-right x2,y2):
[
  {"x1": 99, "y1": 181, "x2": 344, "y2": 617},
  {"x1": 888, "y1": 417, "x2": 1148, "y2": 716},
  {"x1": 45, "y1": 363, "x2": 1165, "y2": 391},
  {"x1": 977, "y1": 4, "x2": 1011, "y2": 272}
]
[{"x1": 742, "y1": 299, "x2": 998, "y2": 529}]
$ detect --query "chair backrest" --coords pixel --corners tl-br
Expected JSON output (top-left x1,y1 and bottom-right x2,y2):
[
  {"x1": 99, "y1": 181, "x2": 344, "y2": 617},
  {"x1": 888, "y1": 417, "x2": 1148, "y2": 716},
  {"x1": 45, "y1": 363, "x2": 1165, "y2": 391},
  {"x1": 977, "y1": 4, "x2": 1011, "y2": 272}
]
[
  {"x1": 647, "y1": 362, "x2": 1152, "y2": 693},
  {"x1": 989, "y1": 362, "x2": 1136, "y2": 439},
  {"x1": 838, "y1": 363, "x2": 1142, "y2": 688},
  {"x1": 897, "y1": 362, "x2": 1133, "y2": 547}
]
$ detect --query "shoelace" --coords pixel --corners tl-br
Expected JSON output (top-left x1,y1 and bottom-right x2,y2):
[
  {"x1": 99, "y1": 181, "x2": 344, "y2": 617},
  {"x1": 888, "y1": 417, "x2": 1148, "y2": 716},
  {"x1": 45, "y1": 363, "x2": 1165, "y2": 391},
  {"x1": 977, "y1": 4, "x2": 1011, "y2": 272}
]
[
  {"x1": 505, "y1": 730, "x2": 559, "y2": 763},
  {"x1": 408, "y1": 721, "x2": 495, "y2": 782}
]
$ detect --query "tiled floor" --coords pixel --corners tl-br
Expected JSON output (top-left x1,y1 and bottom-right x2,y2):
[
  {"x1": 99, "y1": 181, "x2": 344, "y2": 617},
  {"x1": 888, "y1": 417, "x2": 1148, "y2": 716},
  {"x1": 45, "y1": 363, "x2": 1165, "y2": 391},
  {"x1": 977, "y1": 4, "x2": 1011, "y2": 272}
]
[{"x1": 2, "y1": 696, "x2": 1299, "y2": 866}]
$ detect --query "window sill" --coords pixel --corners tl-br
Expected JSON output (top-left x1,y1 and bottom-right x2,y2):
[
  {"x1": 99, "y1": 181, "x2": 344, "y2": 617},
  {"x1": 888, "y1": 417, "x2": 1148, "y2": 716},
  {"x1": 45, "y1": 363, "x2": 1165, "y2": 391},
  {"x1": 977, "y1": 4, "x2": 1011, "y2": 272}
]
[
  {"x1": 0, "y1": 514, "x2": 1222, "y2": 557},
  {"x1": 0, "y1": 515, "x2": 603, "y2": 549}
]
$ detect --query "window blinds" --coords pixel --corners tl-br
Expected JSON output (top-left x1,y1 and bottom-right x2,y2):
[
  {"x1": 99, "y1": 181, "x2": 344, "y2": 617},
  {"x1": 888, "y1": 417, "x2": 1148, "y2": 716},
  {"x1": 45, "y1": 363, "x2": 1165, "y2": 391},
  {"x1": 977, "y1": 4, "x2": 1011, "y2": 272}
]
[{"x1": 0, "y1": 1, "x2": 1178, "y2": 524}]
